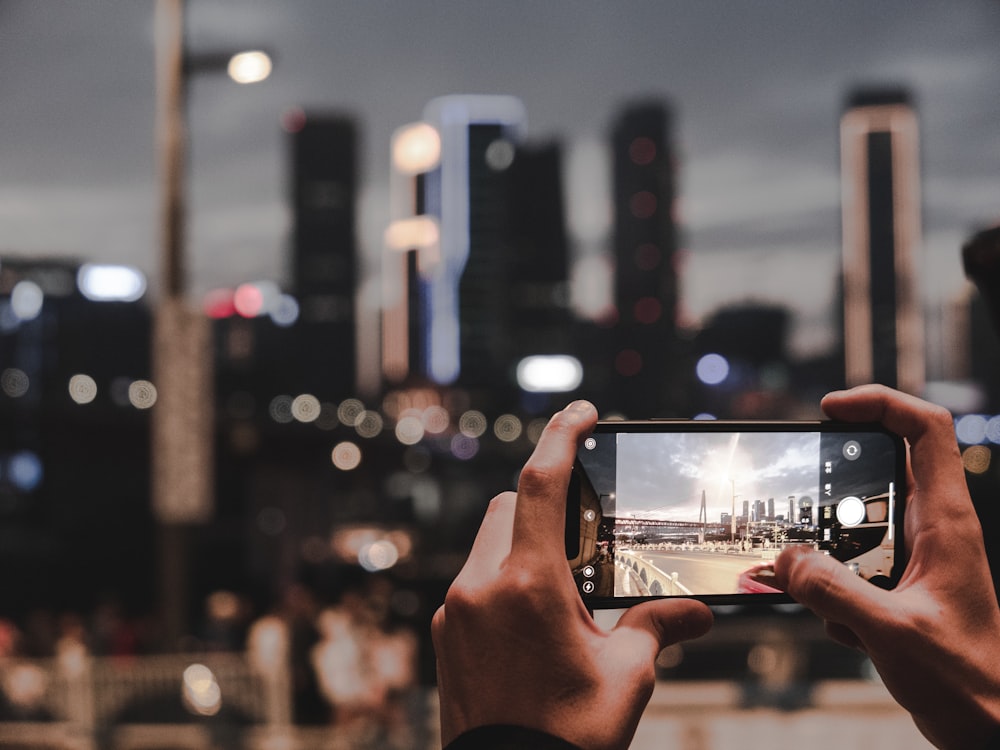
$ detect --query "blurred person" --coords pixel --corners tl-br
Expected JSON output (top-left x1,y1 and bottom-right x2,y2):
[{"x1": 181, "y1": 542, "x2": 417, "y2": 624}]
[{"x1": 432, "y1": 389, "x2": 1000, "y2": 750}]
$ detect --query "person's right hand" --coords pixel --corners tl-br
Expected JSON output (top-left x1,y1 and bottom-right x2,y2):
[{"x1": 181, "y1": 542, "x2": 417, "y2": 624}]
[{"x1": 774, "y1": 385, "x2": 1000, "y2": 750}]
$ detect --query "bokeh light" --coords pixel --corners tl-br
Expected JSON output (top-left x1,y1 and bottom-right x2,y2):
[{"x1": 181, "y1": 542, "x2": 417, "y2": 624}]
[
  {"x1": 696, "y1": 353, "x2": 730, "y2": 386},
  {"x1": 395, "y1": 415, "x2": 425, "y2": 446},
  {"x1": 291, "y1": 394, "x2": 321, "y2": 423},
  {"x1": 962, "y1": 445, "x2": 991, "y2": 475},
  {"x1": 77, "y1": 264, "x2": 146, "y2": 302},
  {"x1": 494, "y1": 414, "x2": 523, "y2": 442},
  {"x1": 337, "y1": 398, "x2": 364, "y2": 427},
  {"x1": 2, "y1": 368, "x2": 30, "y2": 398},
  {"x1": 269, "y1": 395, "x2": 294, "y2": 424},
  {"x1": 358, "y1": 539, "x2": 400, "y2": 572},
  {"x1": 68, "y1": 374, "x2": 97, "y2": 404},
  {"x1": 450, "y1": 434, "x2": 479, "y2": 460},
  {"x1": 955, "y1": 414, "x2": 988, "y2": 445},
  {"x1": 227, "y1": 50, "x2": 272, "y2": 84},
  {"x1": 459, "y1": 410, "x2": 487, "y2": 438},
  {"x1": 421, "y1": 405, "x2": 450, "y2": 434},
  {"x1": 10, "y1": 281, "x2": 43, "y2": 321},
  {"x1": 127, "y1": 380, "x2": 157, "y2": 409},
  {"x1": 331, "y1": 441, "x2": 362, "y2": 471},
  {"x1": 354, "y1": 410, "x2": 384, "y2": 439},
  {"x1": 182, "y1": 664, "x2": 222, "y2": 717}
]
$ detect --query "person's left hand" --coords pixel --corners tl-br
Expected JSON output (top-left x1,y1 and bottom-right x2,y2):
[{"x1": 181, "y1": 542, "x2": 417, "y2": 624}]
[{"x1": 432, "y1": 401, "x2": 714, "y2": 750}]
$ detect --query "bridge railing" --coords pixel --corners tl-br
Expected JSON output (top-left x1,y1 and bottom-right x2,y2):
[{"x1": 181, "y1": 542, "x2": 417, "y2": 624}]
[{"x1": 616, "y1": 550, "x2": 693, "y2": 596}]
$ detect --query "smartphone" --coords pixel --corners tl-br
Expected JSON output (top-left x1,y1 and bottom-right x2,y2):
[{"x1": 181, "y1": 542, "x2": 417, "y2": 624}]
[{"x1": 565, "y1": 420, "x2": 906, "y2": 607}]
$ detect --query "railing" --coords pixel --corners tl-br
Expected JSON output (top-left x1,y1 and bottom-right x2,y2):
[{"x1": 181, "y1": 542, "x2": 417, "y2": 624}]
[{"x1": 617, "y1": 550, "x2": 692, "y2": 595}]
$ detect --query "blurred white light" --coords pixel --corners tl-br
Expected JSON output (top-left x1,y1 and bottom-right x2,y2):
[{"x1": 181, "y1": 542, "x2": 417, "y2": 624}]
[
  {"x1": 182, "y1": 664, "x2": 222, "y2": 717},
  {"x1": 384, "y1": 216, "x2": 440, "y2": 252},
  {"x1": 227, "y1": 50, "x2": 272, "y2": 84},
  {"x1": 269, "y1": 395, "x2": 294, "y2": 423},
  {"x1": 358, "y1": 539, "x2": 400, "y2": 572},
  {"x1": 392, "y1": 122, "x2": 441, "y2": 175},
  {"x1": 77, "y1": 264, "x2": 146, "y2": 302},
  {"x1": 337, "y1": 398, "x2": 365, "y2": 426},
  {"x1": 986, "y1": 415, "x2": 1000, "y2": 445},
  {"x1": 516, "y1": 354, "x2": 584, "y2": 393},
  {"x1": 331, "y1": 441, "x2": 362, "y2": 471},
  {"x1": 836, "y1": 496, "x2": 866, "y2": 527},
  {"x1": 458, "y1": 410, "x2": 487, "y2": 438},
  {"x1": 956, "y1": 414, "x2": 989, "y2": 445},
  {"x1": 68, "y1": 374, "x2": 98, "y2": 404},
  {"x1": 354, "y1": 410, "x2": 384, "y2": 439},
  {"x1": 494, "y1": 414, "x2": 523, "y2": 442},
  {"x1": 2, "y1": 368, "x2": 30, "y2": 398},
  {"x1": 526, "y1": 418, "x2": 548, "y2": 445},
  {"x1": 395, "y1": 415, "x2": 425, "y2": 446},
  {"x1": 11, "y1": 281, "x2": 44, "y2": 320},
  {"x1": 291, "y1": 394, "x2": 321, "y2": 423},
  {"x1": 128, "y1": 380, "x2": 157, "y2": 409},
  {"x1": 421, "y1": 405, "x2": 450, "y2": 434},
  {"x1": 696, "y1": 353, "x2": 730, "y2": 386}
]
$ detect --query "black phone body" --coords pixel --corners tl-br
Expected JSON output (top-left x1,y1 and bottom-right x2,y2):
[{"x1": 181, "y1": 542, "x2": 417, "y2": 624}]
[{"x1": 566, "y1": 419, "x2": 906, "y2": 607}]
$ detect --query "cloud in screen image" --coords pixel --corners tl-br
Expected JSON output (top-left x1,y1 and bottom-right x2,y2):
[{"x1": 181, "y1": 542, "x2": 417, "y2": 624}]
[{"x1": 615, "y1": 432, "x2": 820, "y2": 523}]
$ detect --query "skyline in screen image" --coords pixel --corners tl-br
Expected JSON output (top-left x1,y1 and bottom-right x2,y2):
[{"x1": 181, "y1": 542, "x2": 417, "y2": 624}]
[{"x1": 615, "y1": 432, "x2": 820, "y2": 522}]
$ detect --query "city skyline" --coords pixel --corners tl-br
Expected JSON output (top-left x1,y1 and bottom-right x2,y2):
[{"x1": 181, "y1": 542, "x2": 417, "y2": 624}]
[
  {"x1": 616, "y1": 431, "x2": 819, "y2": 523},
  {"x1": 1, "y1": 2, "x2": 1000, "y2": 386}
]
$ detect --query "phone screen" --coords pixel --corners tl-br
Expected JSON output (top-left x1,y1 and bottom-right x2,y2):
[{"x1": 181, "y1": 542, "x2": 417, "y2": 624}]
[{"x1": 566, "y1": 421, "x2": 905, "y2": 606}]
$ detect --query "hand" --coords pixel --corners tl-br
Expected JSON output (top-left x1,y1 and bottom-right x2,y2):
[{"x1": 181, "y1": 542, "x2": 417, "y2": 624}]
[
  {"x1": 774, "y1": 385, "x2": 1000, "y2": 750},
  {"x1": 432, "y1": 401, "x2": 713, "y2": 750}
]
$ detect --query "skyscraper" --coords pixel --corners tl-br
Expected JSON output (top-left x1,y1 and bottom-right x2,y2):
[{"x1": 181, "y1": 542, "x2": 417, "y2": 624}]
[
  {"x1": 286, "y1": 110, "x2": 358, "y2": 397},
  {"x1": 418, "y1": 95, "x2": 527, "y2": 394},
  {"x1": 608, "y1": 101, "x2": 682, "y2": 416},
  {"x1": 840, "y1": 88, "x2": 924, "y2": 394}
]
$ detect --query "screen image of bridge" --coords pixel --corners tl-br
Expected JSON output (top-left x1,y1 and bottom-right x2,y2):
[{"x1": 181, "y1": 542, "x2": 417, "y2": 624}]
[{"x1": 608, "y1": 430, "x2": 822, "y2": 596}]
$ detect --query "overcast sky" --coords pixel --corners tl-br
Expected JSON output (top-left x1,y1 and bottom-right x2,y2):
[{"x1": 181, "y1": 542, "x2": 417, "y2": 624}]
[
  {"x1": 617, "y1": 431, "x2": 819, "y2": 522},
  {"x1": 2, "y1": 1, "x2": 999, "y2": 374}
]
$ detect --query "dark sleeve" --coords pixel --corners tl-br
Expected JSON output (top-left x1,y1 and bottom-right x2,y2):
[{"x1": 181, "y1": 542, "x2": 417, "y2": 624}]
[{"x1": 444, "y1": 724, "x2": 583, "y2": 750}]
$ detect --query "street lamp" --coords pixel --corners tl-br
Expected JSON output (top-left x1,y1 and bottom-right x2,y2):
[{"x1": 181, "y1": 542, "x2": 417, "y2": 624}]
[{"x1": 153, "y1": 0, "x2": 272, "y2": 646}]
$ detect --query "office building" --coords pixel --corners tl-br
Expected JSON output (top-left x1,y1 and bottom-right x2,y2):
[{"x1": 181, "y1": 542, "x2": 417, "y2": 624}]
[
  {"x1": 607, "y1": 101, "x2": 682, "y2": 416},
  {"x1": 840, "y1": 88, "x2": 924, "y2": 394}
]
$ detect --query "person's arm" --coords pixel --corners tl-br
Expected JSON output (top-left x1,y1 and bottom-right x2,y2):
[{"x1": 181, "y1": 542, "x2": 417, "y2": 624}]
[
  {"x1": 774, "y1": 384, "x2": 1000, "y2": 750},
  {"x1": 432, "y1": 401, "x2": 713, "y2": 750}
]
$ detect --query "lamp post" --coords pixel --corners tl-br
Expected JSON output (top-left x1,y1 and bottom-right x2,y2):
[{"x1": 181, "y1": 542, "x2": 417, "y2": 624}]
[{"x1": 153, "y1": 0, "x2": 272, "y2": 646}]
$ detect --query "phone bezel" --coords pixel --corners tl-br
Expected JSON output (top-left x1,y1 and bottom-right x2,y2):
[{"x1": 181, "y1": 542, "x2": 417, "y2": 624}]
[{"x1": 565, "y1": 419, "x2": 907, "y2": 608}]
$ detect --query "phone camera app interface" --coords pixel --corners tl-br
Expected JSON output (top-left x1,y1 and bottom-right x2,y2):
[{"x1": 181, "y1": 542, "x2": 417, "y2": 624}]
[{"x1": 570, "y1": 429, "x2": 898, "y2": 599}]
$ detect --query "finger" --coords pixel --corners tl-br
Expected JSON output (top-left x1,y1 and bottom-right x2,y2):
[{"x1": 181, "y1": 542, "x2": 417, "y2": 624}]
[
  {"x1": 511, "y1": 401, "x2": 598, "y2": 560},
  {"x1": 773, "y1": 545, "x2": 885, "y2": 632},
  {"x1": 614, "y1": 598, "x2": 714, "y2": 657},
  {"x1": 455, "y1": 492, "x2": 517, "y2": 586},
  {"x1": 821, "y1": 385, "x2": 970, "y2": 522}
]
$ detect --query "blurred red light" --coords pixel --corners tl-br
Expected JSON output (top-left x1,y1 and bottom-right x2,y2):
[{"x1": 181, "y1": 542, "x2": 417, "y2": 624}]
[
  {"x1": 629, "y1": 137, "x2": 657, "y2": 166},
  {"x1": 629, "y1": 191, "x2": 657, "y2": 219},
  {"x1": 633, "y1": 297, "x2": 662, "y2": 324},
  {"x1": 234, "y1": 284, "x2": 264, "y2": 318},
  {"x1": 203, "y1": 288, "x2": 236, "y2": 319},
  {"x1": 615, "y1": 349, "x2": 642, "y2": 377}
]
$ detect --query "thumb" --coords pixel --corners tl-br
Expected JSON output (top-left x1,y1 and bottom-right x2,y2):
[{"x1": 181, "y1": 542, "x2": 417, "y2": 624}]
[
  {"x1": 614, "y1": 598, "x2": 714, "y2": 656},
  {"x1": 774, "y1": 545, "x2": 885, "y2": 628}
]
